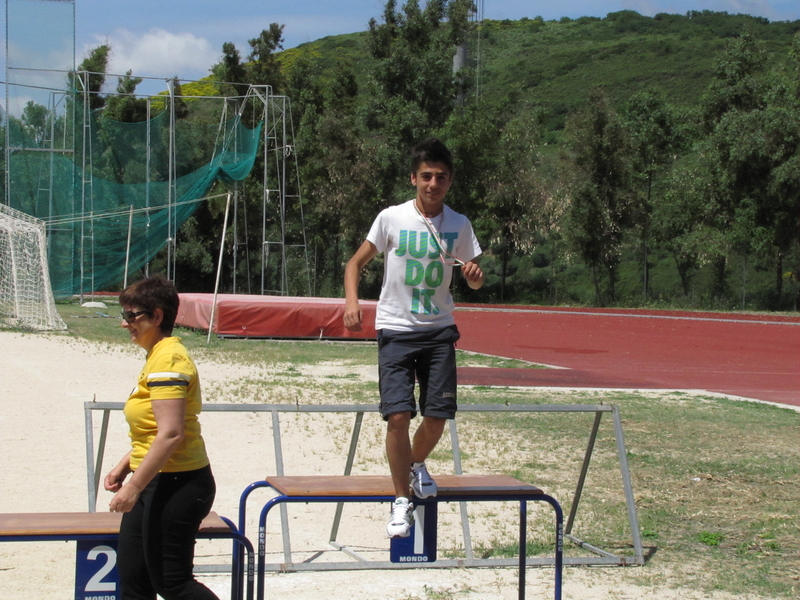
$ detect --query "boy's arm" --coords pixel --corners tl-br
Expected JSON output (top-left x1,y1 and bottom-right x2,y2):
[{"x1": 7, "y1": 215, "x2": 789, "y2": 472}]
[
  {"x1": 461, "y1": 258, "x2": 485, "y2": 290},
  {"x1": 343, "y1": 240, "x2": 379, "y2": 332}
]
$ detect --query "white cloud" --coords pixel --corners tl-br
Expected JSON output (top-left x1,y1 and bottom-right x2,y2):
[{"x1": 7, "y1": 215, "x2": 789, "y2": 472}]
[{"x1": 82, "y1": 28, "x2": 219, "y2": 83}]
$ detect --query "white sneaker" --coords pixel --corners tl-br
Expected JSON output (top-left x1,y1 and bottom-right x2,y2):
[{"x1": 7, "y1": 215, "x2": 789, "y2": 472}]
[
  {"x1": 386, "y1": 497, "x2": 414, "y2": 538},
  {"x1": 410, "y1": 462, "x2": 438, "y2": 498}
]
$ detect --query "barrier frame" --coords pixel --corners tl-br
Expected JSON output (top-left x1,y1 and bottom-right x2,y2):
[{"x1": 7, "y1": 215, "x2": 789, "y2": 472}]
[{"x1": 84, "y1": 402, "x2": 645, "y2": 570}]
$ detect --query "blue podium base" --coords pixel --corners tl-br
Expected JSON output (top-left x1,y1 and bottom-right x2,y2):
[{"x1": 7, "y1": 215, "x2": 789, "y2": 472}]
[{"x1": 390, "y1": 501, "x2": 438, "y2": 563}]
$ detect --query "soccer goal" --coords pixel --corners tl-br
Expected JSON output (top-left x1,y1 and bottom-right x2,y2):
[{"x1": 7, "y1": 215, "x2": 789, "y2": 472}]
[{"x1": 0, "y1": 204, "x2": 66, "y2": 331}]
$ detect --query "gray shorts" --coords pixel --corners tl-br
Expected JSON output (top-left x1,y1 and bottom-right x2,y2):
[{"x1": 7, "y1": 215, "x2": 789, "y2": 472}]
[{"x1": 377, "y1": 325, "x2": 461, "y2": 420}]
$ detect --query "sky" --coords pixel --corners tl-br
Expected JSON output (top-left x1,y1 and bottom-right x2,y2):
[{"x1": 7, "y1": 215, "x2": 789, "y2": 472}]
[{"x1": 3, "y1": 0, "x2": 800, "y2": 99}]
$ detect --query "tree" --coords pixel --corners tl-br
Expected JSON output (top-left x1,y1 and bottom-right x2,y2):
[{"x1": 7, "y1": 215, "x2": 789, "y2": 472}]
[
  {"x1": 480, "y1": 106, "x2": 544, "y2": 302},
  {"x1": 170, "y1": 77, "x2": 190, "y2": 120},
  {"x1": 74, "y1": 44, "x2": 111, "y2": 111},
  {"x1": 104, "y1": 71, "x2": 148, "y2": 123},
  {"x1": 702, "y1": 30, "x2": 768, "y2": 130},
  {"x1": 564, "y1": 88, "x2": 635, "y2": 305},
  {"x1": 21, "y1": 101, "x2": 49, "y2": 145},
  {"x1": 696, "y1": 30, "x2": 800, "y2": 305},
  {"x1": 247, "y1": 24, "x2": 286, "y2": 90},
  {"x1": 623, "y1": 91, "x2": 688, "y2": 299},
  {"x1": 212, "y1": 42, "x2": 249, "y2": 97},
  {"x1": 363, "y1": 0, "x2": 475, "y2": 203},
  {"x1": 287, "y1": 53, "x2": 374, "y2": 296},
  {"x1": 94, "y1": 72, "x2": 144, "y2": 183},
  {"x1": 652, "y1": 165, "x2": 716, "y2": 299}
]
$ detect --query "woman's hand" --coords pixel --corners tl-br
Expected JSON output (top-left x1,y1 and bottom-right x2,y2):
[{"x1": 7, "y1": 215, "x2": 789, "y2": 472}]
[
  {"x1": 109, "y1": 482, "x2": 142, "y2": 513},
  {"x1": 104, "y1": 453, "x2": 132, "y2": 493}
]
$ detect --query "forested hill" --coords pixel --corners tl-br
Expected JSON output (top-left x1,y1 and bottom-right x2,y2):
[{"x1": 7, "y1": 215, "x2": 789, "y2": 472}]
[
  {"x1": 278, "y1": 10, "x2": 800, "y2": 136},
  {"x1": 476, "y1": 11, "x2": 799, "y2": 107},
  {"x1": 160, "y1": 7, "x2": 800, "y2": 311}
]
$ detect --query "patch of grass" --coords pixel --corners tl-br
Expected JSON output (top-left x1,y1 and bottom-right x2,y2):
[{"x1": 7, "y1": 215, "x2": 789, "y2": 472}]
[
  {"x1": 641, "y1": 528, "x2": 659, "y2": 540},
  {"x1": 456, "y1": 350, "x2": 547, "y2": 369},
  {"x1": 398, "y1": 585, "x2": 472, "y2": 600},
  {"x1": 54, "y1": 302, "x2": 132, "y2": 345},
  {"x1": 698, "y1": 531, "x2": 724, "y2": 547},
  {"x1": 323, "y1": 372, "x2": 360, "y2": 379},
  {"x1": 473, "y1": 538, "x2": 552, "y2": 559}
]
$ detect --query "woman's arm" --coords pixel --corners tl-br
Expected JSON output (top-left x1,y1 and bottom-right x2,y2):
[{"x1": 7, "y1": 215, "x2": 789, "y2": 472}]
[{"x1": 108, "y1": 398, "x2": 186, "y2": 513}]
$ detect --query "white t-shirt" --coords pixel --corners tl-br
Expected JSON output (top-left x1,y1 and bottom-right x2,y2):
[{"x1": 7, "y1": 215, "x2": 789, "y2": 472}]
[{"x1": 367, "y1": 199, "x2": 482, "y2": 331}]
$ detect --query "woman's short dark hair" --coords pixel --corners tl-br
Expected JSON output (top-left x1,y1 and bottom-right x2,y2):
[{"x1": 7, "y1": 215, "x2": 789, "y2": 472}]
[
  {"x1": 119, "y1": 276, "x2": 179, "y2": 335},
  {"x1": 410, "y1": 137, "x2": 454, "y2": 175}
]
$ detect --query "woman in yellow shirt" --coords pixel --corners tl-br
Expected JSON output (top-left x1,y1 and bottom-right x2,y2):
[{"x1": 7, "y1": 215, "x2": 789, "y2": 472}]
[{"x1": 105, "y1": 276, "x2": 218, "y2": 600}]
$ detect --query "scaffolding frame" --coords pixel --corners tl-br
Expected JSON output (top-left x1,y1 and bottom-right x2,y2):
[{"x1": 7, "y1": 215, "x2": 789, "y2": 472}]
[
  {"x1": 4, "y1": 72, "x2": 310, "y2": 297},
  {"x1": 238, "y1": 86, "x2": 310, "y2": 296}
]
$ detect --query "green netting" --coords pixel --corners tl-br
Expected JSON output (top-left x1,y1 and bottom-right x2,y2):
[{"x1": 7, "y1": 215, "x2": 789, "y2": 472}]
[{"x1": 7, "y1": 103, "x2": 262, "y2": 297}]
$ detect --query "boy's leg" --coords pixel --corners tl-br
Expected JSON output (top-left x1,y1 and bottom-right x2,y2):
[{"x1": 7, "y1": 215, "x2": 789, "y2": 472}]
[
  {"x1": 385, "y1": 412, "x2": 448, "y2": 496},
  {"x1": 379, "y1": 330, "x2": 421, "y2": 538},
  {"x1": 409, "y1": 416, "x2": 446, "y2": 499},
  {"x1": 378, "y1": 329, "x2": 420, "y2": 498},
  {"x1": 385, "y1": 411, "x2": 417, "y2": 538},
  {"x1": 410, "y1": 416, "x2": 447, "y2": 464},
  {"x1": 410, "y1": 325, "x2": 460, "y2": 497},
  {"x1": 386, "y1": 411, "x2": 413, "y2": 498}
]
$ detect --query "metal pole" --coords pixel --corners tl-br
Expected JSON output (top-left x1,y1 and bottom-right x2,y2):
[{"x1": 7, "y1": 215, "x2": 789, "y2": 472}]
[
  {"x1": 47, "y1": 93, "x2": 56, "y2": 254},
  {"x1": 329, "y1": 412, "x2": 364, "y2": 543},
  {"x1": 84, "y1": 401, "x2": 96, "y2": 512},
  {"x1": 519, "y1": 500, "x2": 527, "y2": 600},
  {"x1": 167, "y1": 78, "x2": 175, "y2": 281},
  {"x1": 280, "y1": 96, "x2": 288, "y2": 295},
  {"x1": 79, "y1": 71, "x2": 88, "y2": 303},
  {"x1": 93, "y1": 410, "x2": 111, "y2": 510},
  {"x1": 261, "y1": 89, "x2": 268, "y2": 295},
  {"x1": 565, "y1": 411, "x2": 602, "y2": 534},
  {"x1": 207, "y1": 193, "x2": 231, "y2": 344},
  {"x1": 145, "y1": 97, "x2": 151, "y2": 277},
  {"x1": 233, "y1": 182, "x2": 238, "y2": 293},
  {"x1": 4, "y1": 0, "x2": 9, "y2": 206},
  {"x1": 612, "y1": 405, "x2": 645, "y2": 564},
  {"x1": 123, "y1": 205, "x2": 133, "y2": 289},
  {"x1": 271, "y1": 410, "x2": 292, "y2": 563},
  {"x1": 449, "y1": 418, "x2": 473, "y2": 559}
]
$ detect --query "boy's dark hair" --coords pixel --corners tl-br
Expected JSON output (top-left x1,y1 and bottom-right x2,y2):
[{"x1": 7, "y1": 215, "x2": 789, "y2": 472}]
[
  {"x1": 119, "y1": 276, "x2": 180, "y2": 335},
  {"x1": 411, "y1": 137, "x2": 453, "y2": 175}
]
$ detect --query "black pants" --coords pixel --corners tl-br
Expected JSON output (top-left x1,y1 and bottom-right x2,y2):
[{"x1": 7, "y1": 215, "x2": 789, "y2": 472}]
[{"x1": 118, "y1": 465, "x2": 219, "y2": 600}]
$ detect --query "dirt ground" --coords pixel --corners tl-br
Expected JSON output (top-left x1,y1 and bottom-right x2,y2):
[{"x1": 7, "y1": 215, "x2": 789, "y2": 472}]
[{"x1": 0, "y1": 331, "x2": 759, "y2": 600}]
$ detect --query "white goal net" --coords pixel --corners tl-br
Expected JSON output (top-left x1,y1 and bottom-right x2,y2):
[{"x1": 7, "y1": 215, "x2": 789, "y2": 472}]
[{"x1": 0, "y1": 203, "x2": 67, "y2": 331}]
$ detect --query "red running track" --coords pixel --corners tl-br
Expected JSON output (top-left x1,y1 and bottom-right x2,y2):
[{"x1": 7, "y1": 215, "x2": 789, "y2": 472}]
[{"x1": 453, "y1": 306, "x2": 800, "y2": 408}]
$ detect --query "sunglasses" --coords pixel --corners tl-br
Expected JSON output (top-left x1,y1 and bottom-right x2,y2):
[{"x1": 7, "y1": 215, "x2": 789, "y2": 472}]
[{"x1": 120, "y1": 309, "x2": 150, "y2": 322}]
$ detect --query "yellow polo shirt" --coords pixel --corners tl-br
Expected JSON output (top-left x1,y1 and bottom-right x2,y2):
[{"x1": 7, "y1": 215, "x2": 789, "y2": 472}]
[{"x1": 124, "y1": 336, "x2": 209, "y2": 472}]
